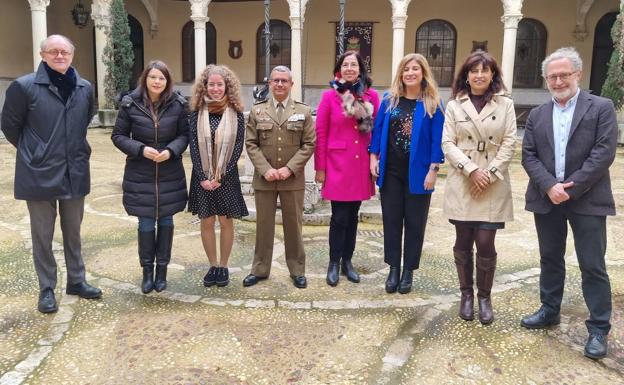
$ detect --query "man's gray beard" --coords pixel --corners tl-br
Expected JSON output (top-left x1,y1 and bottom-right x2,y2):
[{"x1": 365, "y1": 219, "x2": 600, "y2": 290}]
[{"x1": 550, "y1": 86, "x2": 578, "y2": 103}]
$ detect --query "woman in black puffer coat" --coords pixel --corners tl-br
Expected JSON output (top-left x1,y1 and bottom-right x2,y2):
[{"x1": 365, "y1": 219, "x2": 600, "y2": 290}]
[{"x1": 111, "y1": 60, "x2": 189, "y2": 294}]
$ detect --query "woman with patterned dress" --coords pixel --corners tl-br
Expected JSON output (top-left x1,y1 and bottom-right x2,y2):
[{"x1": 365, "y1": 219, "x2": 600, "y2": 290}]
[
  {"x1": 369, "y1": 53, "x2": 445, "y2": 295},
  {"x1": 188, "y1": 64, "x2": 248, "y2": 288},
  {"x1": 315, "y1": 51, "x2": 380, "y2": 287}
]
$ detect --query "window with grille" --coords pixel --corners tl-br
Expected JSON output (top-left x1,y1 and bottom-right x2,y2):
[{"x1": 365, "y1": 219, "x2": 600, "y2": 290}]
[
  {"x1": 182, "y1": 21, "x2": 217, "y2": 83},
  {"x1": 256, "y1": 20, "x2": 291, "y2": 83},
  {"x1": 416, "y1": 20, "x2": 457, "y2": 87},
  {"x1": 513, "y1": 18, "x2": 547, "y2": 88}
]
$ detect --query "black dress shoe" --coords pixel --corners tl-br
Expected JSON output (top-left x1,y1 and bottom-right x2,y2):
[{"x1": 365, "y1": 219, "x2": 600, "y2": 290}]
[
  {"x1": 326, "y1": 262, "x2": 339, "y2": 286},
  {"x1": 291, "y1": 275, "x2": 307, "y2": 289},
  {"x1": 341, "y1": 259, "x2": 360, "y2": 283},
  {"x1": 216, "y1": 267, "x2": 230, "y2": 287},
  {"x1": 584, "y1": 333, "x2": 608, "y2": 360},
  {"x1": 385, "y1": 266, "x2": 400, "y2": 293},
  {"x1": 398, "y1": 269, "x2": 413, "y2": 294},
  {"x1": 203, "y1": 266, "x2": 217, "y2": 287},
  {"x1": 38, "y1": 289, "x2": 58, "y2": 313},
  {"x1": 243, "y1": 274, "x2": 267, "y2": 287},
  {"x1": 66, "y1": 282, "x2": 102, "y2": 299},
  {"x1": 520, "y1": 307, "x2": 560, "y2": 329}
]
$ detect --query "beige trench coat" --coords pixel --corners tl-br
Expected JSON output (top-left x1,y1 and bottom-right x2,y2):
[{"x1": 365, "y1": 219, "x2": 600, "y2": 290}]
[{"x1": 442, "y1": 93, "x2": 517, "y2": 222}]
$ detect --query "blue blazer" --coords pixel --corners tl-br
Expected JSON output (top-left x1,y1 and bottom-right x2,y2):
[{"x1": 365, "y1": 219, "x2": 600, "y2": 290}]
[{"x1": 369, "y1": 94, "x2": 445, "y2": 194}]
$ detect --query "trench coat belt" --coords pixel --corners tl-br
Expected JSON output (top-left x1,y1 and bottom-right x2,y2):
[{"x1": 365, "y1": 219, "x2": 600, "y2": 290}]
[{"x1": 458, "y1": 140, "x2": 499, "y2": 153}]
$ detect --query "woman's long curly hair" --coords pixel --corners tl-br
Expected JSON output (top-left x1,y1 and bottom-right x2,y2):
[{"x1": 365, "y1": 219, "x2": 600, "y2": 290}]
[{"x1": 190, "y1": 64, "x2": 244, "y2": 112}]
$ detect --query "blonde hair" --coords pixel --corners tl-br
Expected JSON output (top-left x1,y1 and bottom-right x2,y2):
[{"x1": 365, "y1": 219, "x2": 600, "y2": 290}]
[
  {"x1": 191, "y1": 64, "x2": 244, "y2": 112},
  {"x1": 387, "y1": 53, "x2": 441, "y2": 117}
]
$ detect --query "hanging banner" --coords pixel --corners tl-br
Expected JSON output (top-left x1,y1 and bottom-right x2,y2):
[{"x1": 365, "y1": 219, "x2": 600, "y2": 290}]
[{"x1": 335, "y1": 22, "x2": 374, "y2": 72}]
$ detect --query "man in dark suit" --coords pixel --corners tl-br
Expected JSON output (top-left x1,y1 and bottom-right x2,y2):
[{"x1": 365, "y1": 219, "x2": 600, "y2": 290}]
[{"x1": 520, "y1": 47, "x2": 617, "y2": 360}]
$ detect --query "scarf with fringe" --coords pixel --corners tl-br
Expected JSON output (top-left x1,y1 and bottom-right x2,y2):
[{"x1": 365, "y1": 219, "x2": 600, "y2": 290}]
[{"x1": 197, "y1": 96, "x2": 238, "y2": 182}]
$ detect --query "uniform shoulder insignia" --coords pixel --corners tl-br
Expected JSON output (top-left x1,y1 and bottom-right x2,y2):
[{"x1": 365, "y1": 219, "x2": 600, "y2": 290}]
[
  {"x1": 253, "y1": 99, "x2": 268, "y2": 105},
  {"x1": 294, "y1": 100, "x2": 309, "y2": 106}
]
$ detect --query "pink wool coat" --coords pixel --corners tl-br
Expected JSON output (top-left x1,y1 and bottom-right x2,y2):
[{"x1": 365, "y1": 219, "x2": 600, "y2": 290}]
[{"x1": 314, "y1": 88, "x2": 380, "y2": 201}]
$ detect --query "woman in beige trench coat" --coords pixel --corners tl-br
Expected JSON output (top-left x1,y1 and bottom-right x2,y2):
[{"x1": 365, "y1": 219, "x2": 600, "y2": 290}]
[{"x1": 442, "y1": 51, "x2": 516, "y2": 325}]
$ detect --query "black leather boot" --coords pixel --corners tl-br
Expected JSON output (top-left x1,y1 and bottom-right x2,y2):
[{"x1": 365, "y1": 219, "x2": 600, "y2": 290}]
[
  {"x1": 341, "y1": 258, "x2": 360, "y2": 283},
  {"x1": 385, "y1": 266, "x2": 400, "y2": 293},
  {"x1": 398, "y1": 268, "x2": 413, "y2": 294},
  {"x1": 326, "y1": 261, "x2": 340, "y2": 286},
  {"x1": 138, "y1": 230, "x2": 156, "y2": 294},
  {"x1": 154, "y1": 226, "x2": 174, "y2": 292},
  {"x1": 476, "y1": 252, "x2": 497, "y2": 324},
  {"x1": 454, "y1": 248, "x2": 474, "y2": 321}
]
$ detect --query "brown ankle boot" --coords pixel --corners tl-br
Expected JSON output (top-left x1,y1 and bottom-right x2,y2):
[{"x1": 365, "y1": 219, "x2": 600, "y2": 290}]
[
  {"x1": 476, "y1": 252, "x2": 497, "y2": 325},
  {"x1": 454, "y1": 248, "x2": 474, "y2": 321}
]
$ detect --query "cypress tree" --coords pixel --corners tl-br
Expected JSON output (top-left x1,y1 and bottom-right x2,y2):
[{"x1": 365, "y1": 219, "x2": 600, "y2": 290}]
[
  {"x1": 601, "y1": 5, "x2": 624, "y2": 110},
  {"x1": 102, "y1": 0, "x2": 134, "y2": 108}
]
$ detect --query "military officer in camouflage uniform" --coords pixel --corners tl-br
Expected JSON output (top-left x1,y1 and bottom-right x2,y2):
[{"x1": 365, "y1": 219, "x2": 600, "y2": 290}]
[{"x1": 243, "y1": 66, "x2": 316, "y2": 288}]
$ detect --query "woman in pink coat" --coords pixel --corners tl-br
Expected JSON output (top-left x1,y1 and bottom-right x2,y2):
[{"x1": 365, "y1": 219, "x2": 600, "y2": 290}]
[{"x1": 315, "y1": 51, "x2": 380, "y2": 286}]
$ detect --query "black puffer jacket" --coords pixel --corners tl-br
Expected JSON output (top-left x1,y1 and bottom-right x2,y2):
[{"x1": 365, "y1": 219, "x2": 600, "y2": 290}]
[{"x1": 111, "y1": 89, "x2": 189, "y2": 218}]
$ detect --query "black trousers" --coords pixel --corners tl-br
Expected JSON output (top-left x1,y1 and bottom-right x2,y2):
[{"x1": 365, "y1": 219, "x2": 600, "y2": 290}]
[
  {"x1": 329, "y1": 201, "x2": 361, "y2": 262},
  {"x1": 380, "y1": 166, "x2": 431, "y2": 270},
  {"x1": 534, "y1": 206, "x2": 611, "y2": 334}
]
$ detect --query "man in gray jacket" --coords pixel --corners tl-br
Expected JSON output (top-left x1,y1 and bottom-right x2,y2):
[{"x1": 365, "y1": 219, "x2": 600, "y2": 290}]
[
  {"x1": 1, "y1": 35, "x2": 101, "y2": 313},
  {"x1": 520, "y1": 47, "x2": 617, "y2": 360}
]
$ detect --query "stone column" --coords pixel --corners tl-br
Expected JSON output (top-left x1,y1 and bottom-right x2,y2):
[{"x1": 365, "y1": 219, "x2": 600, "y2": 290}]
[
  {"x1": 190, "y1": 0, "x2": 211, "y2": 77},
  {"x1": 287, "y1": 0, "x2": 309, "y2": 101},
  {"x1": 389, "y1": 0, "x2": 412, "y2": 80},
  {"x1": 28, "y1": 0, "x2": 50, "y2": 71},
  {"x1": 500, "y1": 0, "x2": 524, "y2": 93},
  {"x1": 92, "y1": 0, "x2": 112, "y2": 110},
  {"x1": 573, "y1": 0, "x2": 596, "y2": 41}
]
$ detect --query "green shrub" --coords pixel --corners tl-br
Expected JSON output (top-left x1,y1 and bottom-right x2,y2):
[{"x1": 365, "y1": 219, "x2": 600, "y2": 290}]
[{"x1": 601, "y1": 5, "x2": 624, "y2": 110}]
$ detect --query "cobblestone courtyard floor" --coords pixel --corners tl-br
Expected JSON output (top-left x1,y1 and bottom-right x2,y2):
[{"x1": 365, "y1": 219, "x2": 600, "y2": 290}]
[{"x1": 1, "y1": 129, "x2": 624, "y2": 385}]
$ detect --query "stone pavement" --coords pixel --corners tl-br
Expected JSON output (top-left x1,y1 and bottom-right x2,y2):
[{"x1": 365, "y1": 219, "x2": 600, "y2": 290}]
[{"x1": 1, "y1": 129, "x2": 623, "y2": 385}]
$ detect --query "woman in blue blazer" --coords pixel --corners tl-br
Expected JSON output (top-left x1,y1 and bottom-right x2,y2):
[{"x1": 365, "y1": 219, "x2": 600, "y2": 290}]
[{"x1": 369, "y1": 53, "x2": 444, "y2": 294}]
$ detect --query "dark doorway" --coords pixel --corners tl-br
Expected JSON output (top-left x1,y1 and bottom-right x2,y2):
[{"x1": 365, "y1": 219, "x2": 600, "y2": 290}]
[
  {"x1": 590, "y1": 12, "x2": 618, "y2": 95},
  {"x1": 128, "y1": 15, "x2": 144, "y2": 89}
]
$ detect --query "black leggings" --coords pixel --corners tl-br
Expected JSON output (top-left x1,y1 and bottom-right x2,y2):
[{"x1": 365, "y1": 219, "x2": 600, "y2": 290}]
[{"x1": 454, "y1": 224, "x2": 497, "y2": 257}]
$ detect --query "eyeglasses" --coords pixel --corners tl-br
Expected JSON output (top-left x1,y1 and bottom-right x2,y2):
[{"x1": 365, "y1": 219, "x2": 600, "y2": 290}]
[
  {"x1": 269, "y1": 79, "x2": 290, "y2": 85},
  {"x1": 43, "y1": 49, "x2": 73, "y2": 57},
  {"x1": 545, "y1": 72, "x2": 576, "y2": 83}
]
